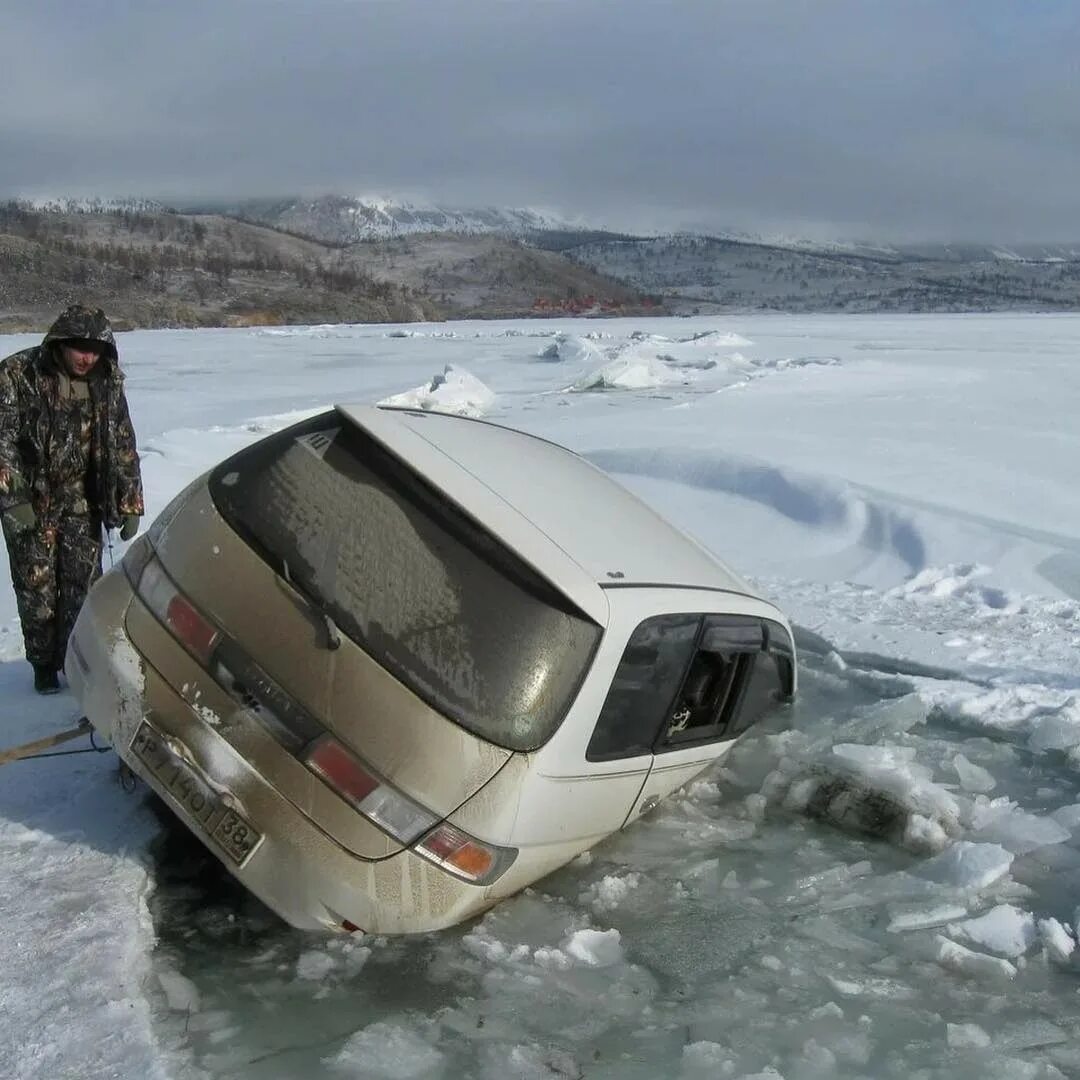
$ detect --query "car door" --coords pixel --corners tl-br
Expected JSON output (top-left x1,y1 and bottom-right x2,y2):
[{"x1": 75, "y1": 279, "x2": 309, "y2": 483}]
[{"x1": 585, "y1": 612, "x2": 794, "y2": 827}]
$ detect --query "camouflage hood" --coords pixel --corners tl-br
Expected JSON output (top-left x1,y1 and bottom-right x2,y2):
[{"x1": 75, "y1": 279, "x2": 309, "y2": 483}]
[{"x1": 42, "y1": 305, "x2": 118, "y2": 363}]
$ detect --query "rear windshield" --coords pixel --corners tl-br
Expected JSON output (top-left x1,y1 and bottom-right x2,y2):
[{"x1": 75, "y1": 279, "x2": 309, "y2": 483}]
[{"x1": 209, "y1": 411, "x2": 601, "y2": 751}]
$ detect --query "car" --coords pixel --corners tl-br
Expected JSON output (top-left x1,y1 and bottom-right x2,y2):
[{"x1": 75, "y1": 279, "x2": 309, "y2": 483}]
[{"x1": 66, "y1": 405, "x2": 796, "y2": 934}]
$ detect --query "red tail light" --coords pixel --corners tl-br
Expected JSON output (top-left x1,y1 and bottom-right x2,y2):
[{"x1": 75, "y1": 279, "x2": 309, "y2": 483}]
[
  {"x1": 165, "y1": 594, "x2": 220, "y2": 664},
  {"x1": 304, "y1": 737, "x2": 438, "y2": 843},
  {"x1": 306, "y1": 738, "x2": 379, "y2": 805},
  {"x1": 136, "y1": 558, "x2": 221, "y2": 666}
]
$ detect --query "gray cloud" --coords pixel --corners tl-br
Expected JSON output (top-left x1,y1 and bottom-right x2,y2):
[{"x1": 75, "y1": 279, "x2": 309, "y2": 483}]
[{"x1": 4, "y1": 0, "x2": 1079, "y2": 241}]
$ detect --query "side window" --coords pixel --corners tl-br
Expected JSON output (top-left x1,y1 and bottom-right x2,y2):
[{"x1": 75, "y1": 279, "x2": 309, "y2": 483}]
[
  {"x1": 728, "y1": 621, "x2": 795, "y2": 740},
  {"x1": 586, "y1": 614, "x2": 699, "y2": 761},
  {"x1": 587, "y1": 614, "x2": 795, "y2": 762},
  {"x1": 661, "y1": 616, "x2": 763, "y2": 747}
]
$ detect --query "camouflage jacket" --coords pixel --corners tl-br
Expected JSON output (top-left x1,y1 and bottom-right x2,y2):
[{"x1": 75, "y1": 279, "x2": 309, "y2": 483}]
[{"x1": 0, "y1": 313, "x2": 144, "y2": 528}]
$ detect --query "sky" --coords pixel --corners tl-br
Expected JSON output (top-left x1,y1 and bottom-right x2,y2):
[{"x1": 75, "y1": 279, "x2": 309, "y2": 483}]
[{"x1": 4, "y1": 0, "x2": 1079, "y2": 242}]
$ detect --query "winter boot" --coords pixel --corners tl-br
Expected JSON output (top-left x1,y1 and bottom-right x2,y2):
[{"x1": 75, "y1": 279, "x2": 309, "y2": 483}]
[{"x1": 33, "y1": 664, "x2": 60, "y2": 695}]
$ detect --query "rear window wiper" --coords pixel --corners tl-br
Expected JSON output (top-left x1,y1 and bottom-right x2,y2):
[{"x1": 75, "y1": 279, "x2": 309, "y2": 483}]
[{"x1": 281, "y1": 558, "x2": 342, "y2": 651}]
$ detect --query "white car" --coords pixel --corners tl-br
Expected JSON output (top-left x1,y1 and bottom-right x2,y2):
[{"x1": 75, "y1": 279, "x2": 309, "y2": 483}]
[{"x1": 66, "y1": 406, "x2": 796, "y2": 933}]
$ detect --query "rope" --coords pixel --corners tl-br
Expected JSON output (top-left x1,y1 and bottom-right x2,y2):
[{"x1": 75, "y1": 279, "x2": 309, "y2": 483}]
[
  {"x1": 0, "y1": 718, "x2": 98, "y2": 766},
  {"x1": 15, "y1": 727, "x2": 111, "y2": 761}
]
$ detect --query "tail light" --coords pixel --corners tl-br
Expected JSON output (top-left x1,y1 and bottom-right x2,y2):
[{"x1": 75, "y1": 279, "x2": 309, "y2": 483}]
[
  {"x1": 415, "y1": 823, "x2": 516, "y2": 884},
  {"x1": 306, "y1": 737, "x2": 516, "y2": 883},
  {"x1": 305, "y1": 737, "x2": 438, "y2": 844},
  {"x1": 136, "y1": 558, "x2": 221, "y2": 665}
]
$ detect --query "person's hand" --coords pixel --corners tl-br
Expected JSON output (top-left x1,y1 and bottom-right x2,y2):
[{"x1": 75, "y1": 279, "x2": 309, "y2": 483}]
[
  {"x1": 118, "y1": 514, "x2": 140, "y2": 541},
  {"x1": 3, "y1": 503, "x2": 37, "y2": 533}
]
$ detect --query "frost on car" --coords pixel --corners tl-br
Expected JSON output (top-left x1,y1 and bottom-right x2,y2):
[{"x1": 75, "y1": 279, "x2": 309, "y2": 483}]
[{"x1": 65, "y1": 406, "x2": 796, "y2": 934}]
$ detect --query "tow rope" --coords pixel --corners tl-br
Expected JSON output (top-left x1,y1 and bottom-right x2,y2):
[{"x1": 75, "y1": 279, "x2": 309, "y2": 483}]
[{"x1": 0, "y1": 717, "x2": 109, "y2": 766}]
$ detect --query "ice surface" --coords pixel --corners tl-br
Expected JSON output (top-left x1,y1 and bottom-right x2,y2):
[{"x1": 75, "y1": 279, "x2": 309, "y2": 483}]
[{"x1": 6, "y1": 314, "x2": 1080, "y2": 1079}]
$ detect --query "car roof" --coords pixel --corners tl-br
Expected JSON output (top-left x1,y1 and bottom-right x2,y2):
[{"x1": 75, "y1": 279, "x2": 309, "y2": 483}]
[{"x1": 337, "y1": 405, "x2": 760, "y2": 624}]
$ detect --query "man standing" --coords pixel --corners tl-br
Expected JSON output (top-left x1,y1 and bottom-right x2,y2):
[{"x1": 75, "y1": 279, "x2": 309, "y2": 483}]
[{"x1": 0, "y1": 305, "x2": 143, "y2": 693}]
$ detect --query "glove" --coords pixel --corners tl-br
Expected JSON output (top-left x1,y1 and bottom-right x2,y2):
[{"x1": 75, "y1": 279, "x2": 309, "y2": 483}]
[
  {"x1": 118, "y1": 514, "x2": 140, "y2": 541},
  {"x1": 3, "y1": 503, "x2": 37, "y2": 533}
]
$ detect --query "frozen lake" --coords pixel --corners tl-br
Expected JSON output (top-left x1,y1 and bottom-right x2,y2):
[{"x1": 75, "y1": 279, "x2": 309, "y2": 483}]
[{"x1": 2, "y1": 313, "x2": 1079, "y2": 1079}]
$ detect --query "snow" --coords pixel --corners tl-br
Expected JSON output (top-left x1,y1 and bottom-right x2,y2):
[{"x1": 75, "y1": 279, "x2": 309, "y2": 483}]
[
  {"x1": 376, "y1": 363, "x2": 496, "y2": 417},
  {"x1": 4, "y1": 312, "x2": 1080, "y2": 1077}
]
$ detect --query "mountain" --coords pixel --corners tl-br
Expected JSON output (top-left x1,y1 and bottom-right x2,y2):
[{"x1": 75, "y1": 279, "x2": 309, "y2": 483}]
[
  {"x1": 0, "y1": 200, "x2": 656, "y2": 332},
  {"x1": 4, "y1": 194, "x2": 1080, "y2": 327},
  {"x1": 546, "y1": 232, "x2": 1080, "y2": 315},
  {"x1": 193, "y1": 195, "x2": 578, "y2": 245}
]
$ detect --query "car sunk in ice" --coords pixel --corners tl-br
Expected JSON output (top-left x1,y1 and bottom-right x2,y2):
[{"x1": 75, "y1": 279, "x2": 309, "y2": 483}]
[{"x1": 66, "y1": 406, "x2": 796, "y2": 934}]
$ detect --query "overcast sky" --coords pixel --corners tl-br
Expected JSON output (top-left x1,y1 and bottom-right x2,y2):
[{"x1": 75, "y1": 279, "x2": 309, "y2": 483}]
[{"x1": 4, "y1": 0, "x2": 1078, "y2": 241}]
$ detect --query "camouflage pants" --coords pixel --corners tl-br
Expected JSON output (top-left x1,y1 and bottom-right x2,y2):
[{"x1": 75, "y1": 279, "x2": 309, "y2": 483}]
[{"x1": 3, "y1": 512, "x2": 103, "y2": 668}]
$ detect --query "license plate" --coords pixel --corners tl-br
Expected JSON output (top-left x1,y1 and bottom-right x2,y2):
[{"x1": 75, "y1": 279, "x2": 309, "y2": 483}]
[{"x1": 131, "y1": 722, "x2": 262, "y2": 865}]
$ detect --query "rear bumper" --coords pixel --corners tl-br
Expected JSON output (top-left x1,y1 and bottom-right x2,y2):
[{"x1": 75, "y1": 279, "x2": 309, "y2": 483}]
[{"x1": 65, "y1": 570, "x2": 496, "y2": 934}]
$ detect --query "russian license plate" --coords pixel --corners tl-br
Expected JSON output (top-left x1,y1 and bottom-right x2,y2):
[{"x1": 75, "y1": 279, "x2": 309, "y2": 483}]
[{"x1": 131, "y1": 722, "x2": 262, "y2": 865}]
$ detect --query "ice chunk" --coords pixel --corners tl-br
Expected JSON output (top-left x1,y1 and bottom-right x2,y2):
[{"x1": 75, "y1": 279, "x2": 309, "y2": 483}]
[
  {"x1": 952, "y1": 753, "x2": 996, "y2": 793},
  {"x1": 157, "y1": 967, "x2": 201, "y2": 1013},
  {"x1": 564, "y1": 928, "x2": 623, "y2": 967},
  {"x1": 679, "y1": 329, "x2": 753, "y2": 346},
  {"x1": 1028, "y1": 712, "x2": 1080, "y2": 753},
  {"x1": 569, "y1": 354, "x2": 676, "y2": 391},
  {"x1": 326, "y1": 1022, "x2": 444, "y2": 1077},
  {"x1": 948, "y1": 905, "x2": 1037, "y2": 957},
  {"x1": 1051, "y1": 803, "x2": 1080, "y2": 830},
  {"x1": 935, "y1": 935, "x2": 1017, "y2": 980},
  {"x1": 482, "y1": 1044, "x2": 582, "y2": 1080},
  {"x1": 971, "y1": 804, "x2": 1070, "y2": 854},
  {"x1": 538, "y1": 332, "x2": 604, "y2": 365},
  {"x1": 886, "y1": 901, "x2": 968, "y2": 933},
  {"x1": 947, "y1": 1023, "x2": 991, "y2": 1049},
  {"x1": 296, "y1": 949, "x2": 336, "y2": 980},
  {"x1": 681, "y1": 1041, "x2": 737, "y2": 1077},
  {"x1": 1037, "y1": 917, "x2": 1076, "y2": 965},
  {"x1": 580, "y1": 872, "x2": 641, "y2": 914},
  {"x1": 831, "y1": 743, "x2": 918, "y2": 770},
  {"x1": 903, "y1": 814, "x2": 949, "y2": 851},
  {"x1": 378, "y1": 365, "x2": 495, "y2": 417},
  {"x1": 824, "y1": 974, "x2": 917, "y2": 999},
  {"x1": 916, "y1": 842, "x2": 1013, "y2": 891}
]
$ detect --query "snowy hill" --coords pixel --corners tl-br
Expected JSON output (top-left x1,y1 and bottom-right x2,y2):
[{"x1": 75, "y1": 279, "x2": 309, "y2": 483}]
[{"x1": 209, "y1": 194, "x2": 578, "y2": 245}]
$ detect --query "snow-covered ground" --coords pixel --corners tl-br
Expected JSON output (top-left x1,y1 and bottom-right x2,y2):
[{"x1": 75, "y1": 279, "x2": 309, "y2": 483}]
[{"x1": 2, "y1": 314, "x2": 1079, "y2": 1079}]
